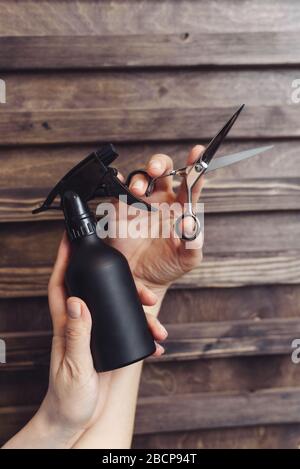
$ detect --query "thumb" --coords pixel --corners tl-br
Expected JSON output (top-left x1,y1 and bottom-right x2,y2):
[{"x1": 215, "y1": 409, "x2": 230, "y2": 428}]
[{"x1": 65, "y1": 297, "x2": 94, "y2": 374}]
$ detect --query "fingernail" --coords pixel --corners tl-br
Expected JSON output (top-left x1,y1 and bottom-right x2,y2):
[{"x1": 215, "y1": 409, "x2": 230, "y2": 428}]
[
  {"x1": 150, "y1": 160, "x2": 162, "y2": 171},
  {"x1": 67, "y1": 301, "x2": 81, "y2": 319},
  {"x1": 132, "y1": 180, "x2": 144, "y2": 191},
  {"x1": 156, "y1": 343, "x2": 165, "y2": 355},
  {"x1": 158, "y1": 320, "x2": 168, "y2": 338}
]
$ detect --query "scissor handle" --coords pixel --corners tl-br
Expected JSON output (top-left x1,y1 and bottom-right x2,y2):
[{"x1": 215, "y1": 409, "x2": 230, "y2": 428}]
[
  {"x1": 174, "y1": 213, "x2": 201, "y2": 241},
  {"x1": 125, "y1": 170, "x2": 155, "y2": 196}
]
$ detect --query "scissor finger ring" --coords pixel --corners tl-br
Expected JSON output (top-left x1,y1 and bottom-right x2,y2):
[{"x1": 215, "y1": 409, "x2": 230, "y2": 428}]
[{"x1": 174, "y1": 213, "x2": 201, "y2": 241}]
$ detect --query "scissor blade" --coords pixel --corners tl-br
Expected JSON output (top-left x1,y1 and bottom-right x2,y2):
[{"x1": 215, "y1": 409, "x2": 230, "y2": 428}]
[
  {"x1": 201, "y1": 104, "x2": 245, "y2": 166},
  {"x1": 206, "y1": 145, "x2": 273, "y2": 173}
]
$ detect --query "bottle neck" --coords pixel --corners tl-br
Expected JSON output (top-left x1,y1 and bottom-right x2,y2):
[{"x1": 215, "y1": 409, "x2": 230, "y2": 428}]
[{"x1": 62, "y1": 190, "x2": 97, "y2": 242}]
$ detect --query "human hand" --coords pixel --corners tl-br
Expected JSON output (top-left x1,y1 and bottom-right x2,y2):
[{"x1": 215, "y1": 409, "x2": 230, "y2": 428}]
[
  {"x1": 38, "y1": 234, "x2": 168, "y2": 444},
  {"x1": 106, "y1": 146, "x2": 205, "y2": 304}
]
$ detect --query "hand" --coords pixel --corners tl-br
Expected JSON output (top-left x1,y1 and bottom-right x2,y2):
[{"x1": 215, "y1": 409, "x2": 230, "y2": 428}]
[
  {"x1": 106, "y1": 145, "x2": 205, "y2": 303},
  {"x1": 4, "y1": 234, "x2": 168, "y2": 448},
  {"x1": 43, "y1": 234, "x2": 168, "y2": 435}
]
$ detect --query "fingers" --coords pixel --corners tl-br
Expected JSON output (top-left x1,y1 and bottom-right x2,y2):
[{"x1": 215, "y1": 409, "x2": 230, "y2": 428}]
[
  {"x1": 177, "y1": 145, "x2": 206, "y2": 205},
  {"x1": 128, "y1": 153, "x2": 175, "y2": 198},
  {"x1": 136, "y1": 280, "x2": 158, "y2": 306},
  {"x1": 128, "y1": 173, "x2": 149, "y2": 197},
  {"x1": 49, "y1": 232, "x2": 70, "y2": 289},
  {"x1": 146, "y1": 313, "x2": 168, "y2": 357},
  {"x1": 64, "y1": 297, "x2": 94, "y2": 373},
  {"x1": 147, "y1": 154, "x2": 174, "y2": 192},
  {"x1": 48, "y1": 233, "x2": 71, "y2": 337}
]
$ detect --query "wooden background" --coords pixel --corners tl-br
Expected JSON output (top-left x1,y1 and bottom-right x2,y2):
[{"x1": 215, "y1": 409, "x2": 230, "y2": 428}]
[{"x1": 0, "y1": 0, "x2": 300, "y2": 448}]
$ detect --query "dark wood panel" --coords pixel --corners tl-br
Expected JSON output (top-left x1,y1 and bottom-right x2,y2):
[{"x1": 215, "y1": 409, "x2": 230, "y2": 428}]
[
  {"x1": 0, "y1": 140, "x2": 295, "y2": 191},
  {"x1": 0, "y1": 211, "x2": 298, "y2": 296},
  {"x1": 135, "y1": 388, "x2": 300, "y2": 434},
  {"x1": 1, "y1": 106, "x2": 298, "y2": 145},
  {"x1": 0, "y1": 0, "x2": 298, "y2": 36},
  {"x1": 133, "y1": 424, "x2": 300, "y2": 449},
  {"x1": 2, "y1": 177, "x2": 299, "y2": 223},
  {"x1": 0, "y1": 68, "x2": 298, "y2": 144},
  {"x1": 2, "y1": 70, "x2": 292, "y2": 110},
  {"x1": 0, "y1": 32, "x2": 299, "y2": 70},
  {"x1": 1, "y1": 285, "x2": 300, "y2": 333},
  {"x1": 142, "y1": 355, "x2": 300, "y2": 397},
  {"x1": 2, "y1": 387, "x2": 300, "y2": 439},
  {"x1": 154, "y1": 318, "x2": 300, "y2": 362},
  {"x1": 0, "y1": 140, "x2": 297, "y2": 222},
  {"x1": 1, "y1": 317, "x2": 299, "y2": 370},
  {"x1": 0, "y1": 252, "x2": 298, "y2": 297},
  {"x1": 1, "y1": 354, "x2": 300, "y2": 406},
  {"x1": 1, "y1": 213, "x2": 299, "y2": 266}
]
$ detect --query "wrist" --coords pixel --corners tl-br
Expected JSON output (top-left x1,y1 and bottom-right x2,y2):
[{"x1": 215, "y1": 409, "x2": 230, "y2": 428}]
[{"x1": 36, "y1": 396, "x2": 84, "y2": 448}]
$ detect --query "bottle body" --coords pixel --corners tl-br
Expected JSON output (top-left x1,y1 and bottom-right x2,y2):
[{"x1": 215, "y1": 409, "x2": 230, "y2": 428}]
[{"x1": 65, "y1": 234, "x2": 156, "y2": 372}]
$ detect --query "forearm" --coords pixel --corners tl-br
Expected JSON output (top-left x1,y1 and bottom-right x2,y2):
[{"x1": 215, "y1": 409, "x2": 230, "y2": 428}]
[
  {"x1": 2, "y1": 402, "x2": 82, "y2": 449},
  {"x1": 72, "y1": 361, "x2": 143, "y2": 449}
]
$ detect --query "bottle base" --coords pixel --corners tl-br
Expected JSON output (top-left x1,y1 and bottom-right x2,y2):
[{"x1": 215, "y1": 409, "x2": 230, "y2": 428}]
[{"x1": 95, "y1": 344, "x2": 157, "y2": 372}]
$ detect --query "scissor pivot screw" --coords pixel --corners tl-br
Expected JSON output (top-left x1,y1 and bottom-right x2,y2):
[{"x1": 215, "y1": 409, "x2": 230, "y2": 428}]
[{"x1": 195, "y1": 161, "x2": 208, "y2": 172}]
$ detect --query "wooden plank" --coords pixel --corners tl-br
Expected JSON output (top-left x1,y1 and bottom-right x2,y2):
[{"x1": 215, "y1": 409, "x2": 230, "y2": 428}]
[
  {"x1": 1, "y1": 285, "x2": 300, "y2": 333},
  {"x1": 2, "y1": 387, "x2": 300, "y2": 437},
  {"x1": 0, "y1": 210, "x2": 299, "y2": 296},
  {"x1": 0, "y1": 252, "x2": 298, "y2": 298},
  {"x1": 1, "y1": 354, "x2": 299, "y2": 405},
  {"x1": 0, "y1": 140, "x2": 296, "y2": 190},
  {"x1": 2, "y1": 178, "x2": 299, "y2": 223},
  {"x1": 0, "y1": 140, "x2": 297, "y2": 222},
  {"x1": 135, "y1": 388, "x2": 300, "y2": 434},
  {"x1": 1, "y1": 211, "x2": 299, "y2": 264},
  {"x1": 0, "y1": 211, "x2": 298, "y2": 296},
  {"x1": 0, "y1": 32, "x2": 299, "y2": 70},
  {"x1": 0, "y1": 69, "x2": 298, "y2": 144},
  {"x1": 0, "y1": 140, "x2": 295, "y2": 191},
  {"x1": 133, "y1": 424, "x2": 300, "y2": 449},
  {"x1": 1, "y1": 106, "x2": 299, "y2": 145},
  {"x1": 0, "y1": 1, "x2": 299, "y2": 36},
  {"x1": 141, "y1": 355, "x2": 300, "y2": 397},
  {"x1": 3, "y1": 70, "x2": 293, "y2": 111},
  {"x1": 153, "y1": 318, "x2": 300, "y2": 362},
  {"x1": 1, "y1": 318, "x2": 299, "y2": 370}
]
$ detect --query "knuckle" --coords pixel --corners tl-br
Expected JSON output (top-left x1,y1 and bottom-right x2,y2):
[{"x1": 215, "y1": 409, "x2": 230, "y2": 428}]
[{"x1": 66, "y1": 324, "x2": 89, "y2": 340}]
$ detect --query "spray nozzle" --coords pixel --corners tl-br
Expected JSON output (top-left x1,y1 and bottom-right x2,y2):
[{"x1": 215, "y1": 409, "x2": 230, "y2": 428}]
[{"x1": 32, "y1": 143, "x2": 153, "y2": 215}]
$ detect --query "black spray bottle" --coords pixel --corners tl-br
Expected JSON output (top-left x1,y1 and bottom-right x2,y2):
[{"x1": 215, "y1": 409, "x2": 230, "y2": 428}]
[{"x1": 33, "y1": 144, "x2": 156, "y2": 371}]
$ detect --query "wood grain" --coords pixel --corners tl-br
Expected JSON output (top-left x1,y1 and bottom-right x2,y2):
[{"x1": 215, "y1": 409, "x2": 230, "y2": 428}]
[
  {"x1": 1, "y1": 317, "x2": 299, "y2": 370},
  {"x1": 1, "y1": 106, "x2": 299, "y2": 145},
  {"x1": 0, "y1": 32, "x2": 299, "y2": 69},
  {"x1": 0, "y1": 211, "x2": 299, "y2": 296},
  {"x1": 1, "y1": 354, "x2": 300, "y2": 405},
  {"x1": 3, "y1": 70, "x2": 293, "y2": 111},
  {"x1": 0, "y1": 0, "x2": 298, "y2": 36},
  {"x1": 133, "y1": 424, "x2": 300, "y2": 449},
  {"x1": 0, "y1": 0, "x2": 299, "y2": 451},
  {"x1": 1, "y1": 285, "x2": 300, "y2": 332},
  {"x1": 0, "y1": 69, "x2": 298, "y2": 144},
  {"x1": 135, "y1": 387, "x2": 300, "y2": 434},
  {"x1": 0, "y1": 140, "x2": 297, "y2": 222},
  {"x1": 2, "y1": 387, "x2": 300, "y2": 439},
  {"x1": 154, "y1": 318, "x2": 300, "y2": 362}
]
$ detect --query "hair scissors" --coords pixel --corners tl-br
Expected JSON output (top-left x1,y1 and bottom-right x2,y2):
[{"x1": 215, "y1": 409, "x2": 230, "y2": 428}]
[{"x1": 126, "y1": 105, "x2": 273, "y2": 241}]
